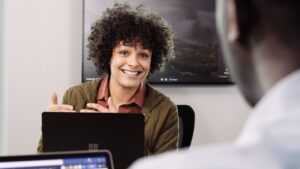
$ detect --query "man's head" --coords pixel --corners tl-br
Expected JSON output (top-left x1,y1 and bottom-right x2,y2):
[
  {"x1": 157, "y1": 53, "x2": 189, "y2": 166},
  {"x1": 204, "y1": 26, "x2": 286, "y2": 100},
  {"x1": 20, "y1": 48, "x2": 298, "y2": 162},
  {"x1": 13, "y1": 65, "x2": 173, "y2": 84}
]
[
  {"x1": 216, "y1": 0, "x2": 300, "y2": 106},
  {"x1": 87, "y1": 3, "x2": 174, "y2": 78}
]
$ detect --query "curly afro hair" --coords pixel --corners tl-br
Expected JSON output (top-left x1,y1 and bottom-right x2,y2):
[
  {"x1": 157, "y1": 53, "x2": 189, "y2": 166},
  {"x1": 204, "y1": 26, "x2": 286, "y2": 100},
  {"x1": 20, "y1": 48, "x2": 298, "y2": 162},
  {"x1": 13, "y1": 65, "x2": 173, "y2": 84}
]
[{"x1": 87, "y1": 3, "x2": 175, "y2": 77}]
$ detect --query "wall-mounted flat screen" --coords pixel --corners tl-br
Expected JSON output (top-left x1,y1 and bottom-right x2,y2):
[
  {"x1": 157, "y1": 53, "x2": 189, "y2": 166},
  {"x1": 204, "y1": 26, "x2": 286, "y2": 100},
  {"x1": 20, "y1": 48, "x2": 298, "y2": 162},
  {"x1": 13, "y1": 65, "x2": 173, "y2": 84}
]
[{"x1": 82, "y1": 0, "x2": 232, "y2": 84}]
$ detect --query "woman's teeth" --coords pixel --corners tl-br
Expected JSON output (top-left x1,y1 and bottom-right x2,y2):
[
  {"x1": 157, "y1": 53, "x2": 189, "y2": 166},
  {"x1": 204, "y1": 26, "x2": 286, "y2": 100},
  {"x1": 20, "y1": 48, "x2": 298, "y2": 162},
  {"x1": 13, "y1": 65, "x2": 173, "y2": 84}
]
[{"x1": 123, "y1": 70, "x2": 139, "y2": 76}]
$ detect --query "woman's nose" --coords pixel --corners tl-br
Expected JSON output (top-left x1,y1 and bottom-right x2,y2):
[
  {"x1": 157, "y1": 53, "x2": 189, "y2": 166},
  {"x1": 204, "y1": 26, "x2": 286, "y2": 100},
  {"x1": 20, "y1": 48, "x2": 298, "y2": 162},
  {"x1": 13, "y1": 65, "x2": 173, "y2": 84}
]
[{"x1": 128, "y1": 54, "x2": 139, "y2": 67}]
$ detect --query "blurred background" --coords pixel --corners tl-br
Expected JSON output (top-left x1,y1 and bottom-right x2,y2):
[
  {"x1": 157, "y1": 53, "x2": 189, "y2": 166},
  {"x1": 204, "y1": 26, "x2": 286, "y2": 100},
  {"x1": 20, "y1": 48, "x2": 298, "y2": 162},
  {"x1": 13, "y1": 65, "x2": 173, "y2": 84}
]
[{"x1": 0, "y1": 0, "x2": 250, "y2": 155}]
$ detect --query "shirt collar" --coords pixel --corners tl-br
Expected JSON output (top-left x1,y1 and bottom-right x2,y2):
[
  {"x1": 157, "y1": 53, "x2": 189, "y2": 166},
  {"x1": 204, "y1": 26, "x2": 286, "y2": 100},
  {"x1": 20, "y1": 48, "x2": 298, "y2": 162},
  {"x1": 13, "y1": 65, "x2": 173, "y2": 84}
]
[
  {"x1": 97, "y1": 75, "x2": 146, "y2": 108},
  {"x1": 132, "y1": 82, "x2": 146, "y2": 108},
  {"x1": 97, "y1": 76, "x2": 109, "y2": 103}
]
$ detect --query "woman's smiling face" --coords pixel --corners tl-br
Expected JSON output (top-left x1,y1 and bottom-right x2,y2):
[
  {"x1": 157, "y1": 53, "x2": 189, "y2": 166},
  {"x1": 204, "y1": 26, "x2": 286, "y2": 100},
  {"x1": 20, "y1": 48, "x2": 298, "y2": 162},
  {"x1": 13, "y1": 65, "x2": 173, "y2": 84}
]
[{"x1": 109, "y1": 41, "x2": 152, "y2": 89}]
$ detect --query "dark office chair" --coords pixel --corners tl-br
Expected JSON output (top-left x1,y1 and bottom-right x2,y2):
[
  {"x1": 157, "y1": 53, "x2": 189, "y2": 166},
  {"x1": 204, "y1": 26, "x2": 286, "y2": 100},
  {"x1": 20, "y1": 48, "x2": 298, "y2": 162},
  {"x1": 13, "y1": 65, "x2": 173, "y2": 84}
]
[{"x1": 177, "y1": 105, "x2": 195, "y2": 148}]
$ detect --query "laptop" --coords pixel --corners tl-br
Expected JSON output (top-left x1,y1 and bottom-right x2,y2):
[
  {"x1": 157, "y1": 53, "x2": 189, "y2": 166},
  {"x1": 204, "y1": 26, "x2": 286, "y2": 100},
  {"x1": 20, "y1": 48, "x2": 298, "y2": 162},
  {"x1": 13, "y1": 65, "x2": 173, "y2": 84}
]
[
  {"x1": 0, "y1": 150, "x2": 114, "y2": 169},
  {"x1": 42, "y1": 112, "x2": 144, "y2": 169}
]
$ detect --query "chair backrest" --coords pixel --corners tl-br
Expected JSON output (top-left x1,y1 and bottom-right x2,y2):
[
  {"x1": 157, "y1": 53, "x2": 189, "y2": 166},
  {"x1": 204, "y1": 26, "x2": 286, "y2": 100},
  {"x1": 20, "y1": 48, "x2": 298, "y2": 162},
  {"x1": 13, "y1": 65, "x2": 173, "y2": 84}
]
[{"x1": 177, "y1": 105, "x2": 195, "y2": 148}]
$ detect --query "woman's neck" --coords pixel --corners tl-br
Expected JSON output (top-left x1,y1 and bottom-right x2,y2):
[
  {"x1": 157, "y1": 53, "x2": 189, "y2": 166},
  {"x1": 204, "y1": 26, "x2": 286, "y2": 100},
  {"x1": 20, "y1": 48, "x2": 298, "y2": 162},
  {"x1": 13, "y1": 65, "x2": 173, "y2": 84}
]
[{"x1": 108, "y1": 79, "x2": 140, "y2": 108}]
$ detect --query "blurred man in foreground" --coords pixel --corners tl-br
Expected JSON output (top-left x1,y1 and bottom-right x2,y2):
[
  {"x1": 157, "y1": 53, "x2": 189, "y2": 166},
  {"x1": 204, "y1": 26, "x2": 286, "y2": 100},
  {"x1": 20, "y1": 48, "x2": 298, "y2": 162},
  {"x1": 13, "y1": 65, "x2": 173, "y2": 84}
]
[{"x1": 130, "y1": 0, "x2": 300, "y2": 168}]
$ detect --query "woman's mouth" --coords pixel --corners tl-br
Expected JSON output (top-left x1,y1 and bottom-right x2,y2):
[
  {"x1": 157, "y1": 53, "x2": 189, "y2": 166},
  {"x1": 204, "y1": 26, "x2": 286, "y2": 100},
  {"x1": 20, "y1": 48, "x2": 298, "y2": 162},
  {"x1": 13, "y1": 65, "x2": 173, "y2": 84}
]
[{"x1": 122, "y1": 70, "x2": 141, "y2": 77}]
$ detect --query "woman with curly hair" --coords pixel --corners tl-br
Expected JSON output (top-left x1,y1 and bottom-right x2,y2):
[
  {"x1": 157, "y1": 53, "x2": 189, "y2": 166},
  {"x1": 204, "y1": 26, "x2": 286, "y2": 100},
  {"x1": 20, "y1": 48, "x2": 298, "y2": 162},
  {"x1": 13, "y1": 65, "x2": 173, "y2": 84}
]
[{"x1": 38, "y1": 3, "x2": 178, "y2": 155}]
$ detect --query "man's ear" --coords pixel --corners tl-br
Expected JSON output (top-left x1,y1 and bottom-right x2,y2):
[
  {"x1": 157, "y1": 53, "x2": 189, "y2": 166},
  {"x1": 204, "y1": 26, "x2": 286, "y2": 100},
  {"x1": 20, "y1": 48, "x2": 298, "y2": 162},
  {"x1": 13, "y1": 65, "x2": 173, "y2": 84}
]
[{"x1": 228, "y1": 0, "x2": 255, "y2": 47}]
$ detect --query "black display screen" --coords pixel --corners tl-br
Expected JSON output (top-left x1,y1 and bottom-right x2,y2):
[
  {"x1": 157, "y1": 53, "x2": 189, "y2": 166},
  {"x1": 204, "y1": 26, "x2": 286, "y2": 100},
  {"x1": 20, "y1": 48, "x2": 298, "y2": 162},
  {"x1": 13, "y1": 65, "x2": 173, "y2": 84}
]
[{"x1": 82, "y1": 0, "x2": 232, "y2": 84}]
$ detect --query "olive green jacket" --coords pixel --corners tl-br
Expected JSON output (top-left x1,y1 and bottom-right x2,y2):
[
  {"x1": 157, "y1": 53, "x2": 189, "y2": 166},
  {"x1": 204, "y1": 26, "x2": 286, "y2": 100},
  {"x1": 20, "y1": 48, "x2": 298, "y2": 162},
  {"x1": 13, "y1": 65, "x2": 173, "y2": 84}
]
[{"x1": 38, "y1": 79, "x2": 179, "y2": 155}]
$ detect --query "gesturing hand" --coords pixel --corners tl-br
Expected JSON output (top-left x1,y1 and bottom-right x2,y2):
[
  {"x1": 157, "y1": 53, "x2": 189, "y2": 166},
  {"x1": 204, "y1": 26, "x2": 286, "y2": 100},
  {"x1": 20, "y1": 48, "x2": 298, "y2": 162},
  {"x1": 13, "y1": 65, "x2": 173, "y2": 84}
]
[
  {"x1": 80, "y1": 97, "x2": 117, "y2": 113},
  {"x1": 47, "y1": 91, "x2": 75, "y2": 112}
]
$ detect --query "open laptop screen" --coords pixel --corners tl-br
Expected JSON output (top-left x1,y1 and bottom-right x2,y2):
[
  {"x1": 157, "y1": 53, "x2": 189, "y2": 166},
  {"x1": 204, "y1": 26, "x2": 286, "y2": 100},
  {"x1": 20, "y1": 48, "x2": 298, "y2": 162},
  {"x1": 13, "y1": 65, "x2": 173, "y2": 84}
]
[
  {"x1": 0, "y1": 150, "x2": 114, "y2": 169},
  {"x1": 42, "y1": 112, "x2": 144, "y2": 169}
]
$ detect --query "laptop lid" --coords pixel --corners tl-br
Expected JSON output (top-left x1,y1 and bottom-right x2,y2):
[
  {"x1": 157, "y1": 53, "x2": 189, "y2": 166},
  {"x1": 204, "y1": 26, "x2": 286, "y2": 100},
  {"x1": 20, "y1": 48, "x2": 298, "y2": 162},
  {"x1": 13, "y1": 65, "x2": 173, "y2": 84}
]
[
  {"x1": 42, "y1": 112, "x2": 144, "y2": 169},
  {"x1": 0, "y1": 150, "x2": 114, "y2": 169}
]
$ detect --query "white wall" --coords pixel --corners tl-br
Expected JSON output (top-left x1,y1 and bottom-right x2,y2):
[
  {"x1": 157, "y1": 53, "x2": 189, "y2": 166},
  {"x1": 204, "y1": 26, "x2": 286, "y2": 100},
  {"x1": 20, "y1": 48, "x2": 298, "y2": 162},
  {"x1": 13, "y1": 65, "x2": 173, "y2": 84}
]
[
  {"x1": 3, "y1": 0, "x2": 82, "y2": 155},
  {"x1": 0, "y1": 0, "x2": 7, "y2": 155},
  {"x1": 2, "y1": 0, "x2": 251, "y2": 155}
]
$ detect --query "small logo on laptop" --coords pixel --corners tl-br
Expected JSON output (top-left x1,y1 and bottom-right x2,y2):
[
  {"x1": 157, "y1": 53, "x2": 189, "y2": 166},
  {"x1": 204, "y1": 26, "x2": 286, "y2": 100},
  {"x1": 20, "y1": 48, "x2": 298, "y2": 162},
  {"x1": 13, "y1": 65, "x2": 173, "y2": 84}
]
[{"x1": 88, "y1": 143, "x2": 99, "y2": 150}]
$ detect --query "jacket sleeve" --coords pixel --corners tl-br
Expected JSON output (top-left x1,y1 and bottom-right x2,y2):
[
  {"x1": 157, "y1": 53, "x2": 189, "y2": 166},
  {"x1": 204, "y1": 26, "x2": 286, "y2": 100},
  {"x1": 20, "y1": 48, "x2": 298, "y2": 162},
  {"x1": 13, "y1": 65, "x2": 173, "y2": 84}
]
[
  {"x1": 37, "y1": 136, "x2": 43, "y2": 152},
  {"x1": 62, "y1": 87, "x2": 87, "y2": 112},
  {"x1": 152, "y1": 104, "x2": 179, "y2": 154},
  {"x1": 36, "y1": 89, "x2": 73, "y2": 153}
]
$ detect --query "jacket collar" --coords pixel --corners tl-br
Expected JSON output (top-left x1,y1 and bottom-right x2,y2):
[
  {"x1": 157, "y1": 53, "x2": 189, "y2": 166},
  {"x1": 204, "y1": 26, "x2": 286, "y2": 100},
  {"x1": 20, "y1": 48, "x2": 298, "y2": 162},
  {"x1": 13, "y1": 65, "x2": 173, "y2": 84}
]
[{"x1": 141, "y1": 84, "x2": 165, "y2": 122}]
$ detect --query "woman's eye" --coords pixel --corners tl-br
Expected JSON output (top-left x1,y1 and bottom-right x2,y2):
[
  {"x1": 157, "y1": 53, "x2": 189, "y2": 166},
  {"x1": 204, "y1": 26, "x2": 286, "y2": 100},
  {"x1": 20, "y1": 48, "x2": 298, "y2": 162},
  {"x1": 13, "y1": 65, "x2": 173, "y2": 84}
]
[
  {"x1": 120, "y1": 51, "x2": 128, "y2": 56},
  {"x1": 140, "y1": 54, "x2": 149, "y2": 59}
]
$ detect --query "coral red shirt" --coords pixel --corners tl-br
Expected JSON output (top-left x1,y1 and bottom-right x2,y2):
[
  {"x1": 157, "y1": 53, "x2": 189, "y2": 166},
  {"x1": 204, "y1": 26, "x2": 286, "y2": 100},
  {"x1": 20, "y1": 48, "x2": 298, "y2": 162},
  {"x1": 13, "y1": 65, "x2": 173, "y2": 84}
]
[{"x1": 97, "y1": 76, "x2": 145, "y2": 113}]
